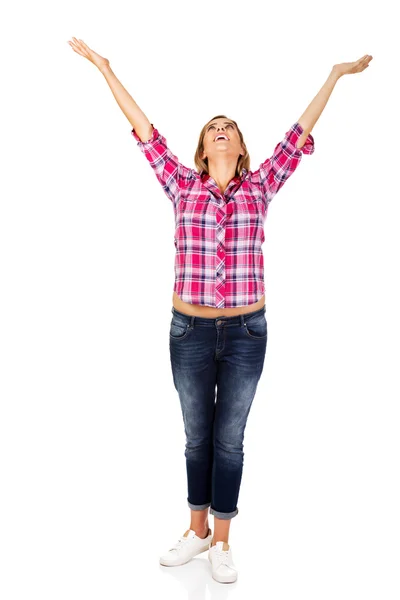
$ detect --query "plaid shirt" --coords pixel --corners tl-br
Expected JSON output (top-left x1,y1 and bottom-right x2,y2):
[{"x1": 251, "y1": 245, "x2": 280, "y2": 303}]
[{"x1": 131, "y1": 122, "x2": 315, "y2": 308}]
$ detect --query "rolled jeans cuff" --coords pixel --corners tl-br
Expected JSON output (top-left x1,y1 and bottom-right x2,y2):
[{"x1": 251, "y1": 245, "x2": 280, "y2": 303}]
[
  {"x1": 210, "y1": 507, "x2": 239, "y2": 520},
  {"x1": 188, "y1": 501, "x2": 211, "y2": 511}
]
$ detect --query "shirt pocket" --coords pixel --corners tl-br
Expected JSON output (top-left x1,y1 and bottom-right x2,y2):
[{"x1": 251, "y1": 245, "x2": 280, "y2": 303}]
[
  {"x1": 180, "y1": 196, "x2": 210, "y2": 213},
  {"x1": 234, "y1": 196, "x2": 265, "y2": 244},
  {"x1": 174, "y1": 197, "x2": 214, "y2": 248}
]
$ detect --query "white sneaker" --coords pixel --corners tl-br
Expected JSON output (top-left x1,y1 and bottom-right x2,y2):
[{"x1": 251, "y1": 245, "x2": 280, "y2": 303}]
[
  {"x1": 160, "y1": 528, "x2": 212, "y2": 566},
  {"x1": 208, "y1": 541, "x2": 238, "y2": 583}
]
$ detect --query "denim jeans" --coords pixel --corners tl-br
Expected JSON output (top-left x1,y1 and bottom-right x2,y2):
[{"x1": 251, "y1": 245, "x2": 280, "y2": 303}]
[{"x1": 169, "y1": 305, "x2": 268, "y2": 520}]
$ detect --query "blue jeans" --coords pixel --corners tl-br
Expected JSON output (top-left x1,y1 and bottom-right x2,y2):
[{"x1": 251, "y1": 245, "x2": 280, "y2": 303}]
[{"x1": 169, "y1": 305, "x2": 268, "y2": 520}]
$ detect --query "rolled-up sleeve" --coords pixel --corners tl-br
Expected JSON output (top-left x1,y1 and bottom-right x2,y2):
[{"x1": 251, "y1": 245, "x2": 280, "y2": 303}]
[
  {"x1": 131, "y1": 124, "x2": 188, "y2": 209},
  {"x1": 254, "y1": 122, "x2": 315, "y2": 205}
]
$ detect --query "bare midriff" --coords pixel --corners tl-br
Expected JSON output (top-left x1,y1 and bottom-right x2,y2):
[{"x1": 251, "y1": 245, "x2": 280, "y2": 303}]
[{"x1": 172, "y1": 291, "x2": 265, "y2": 317}]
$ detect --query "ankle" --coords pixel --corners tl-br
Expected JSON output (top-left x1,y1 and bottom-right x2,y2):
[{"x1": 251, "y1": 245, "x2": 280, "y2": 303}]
[
  {"x1": 192, "y1": 524, "x2": 210, "y2": 539},
  {"x1": 211, "y1": 537, "x2": 229, "y2": 547}
]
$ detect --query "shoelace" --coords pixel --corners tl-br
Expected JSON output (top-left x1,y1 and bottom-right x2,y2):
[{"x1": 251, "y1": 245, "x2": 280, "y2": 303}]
[
  {"x1": 213, "y1": 546, "x2": 230, "y2": 567},
  {"x1": 169, "y1": 535, "x2": 192, "y2": 552}
]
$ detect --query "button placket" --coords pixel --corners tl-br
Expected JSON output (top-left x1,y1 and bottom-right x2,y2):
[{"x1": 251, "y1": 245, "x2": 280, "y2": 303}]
[{"x1": 215, "y1": 206, "x2": 226, "y2": 307}]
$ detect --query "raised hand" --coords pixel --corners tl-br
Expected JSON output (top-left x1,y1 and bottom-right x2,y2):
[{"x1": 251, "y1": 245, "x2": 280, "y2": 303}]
[
  {"x1": 67, "y1": 37, "x2": 110, "y2": 72},
  {"x1": 332, "y1": 54, "x2": 373, "y2": 78}
]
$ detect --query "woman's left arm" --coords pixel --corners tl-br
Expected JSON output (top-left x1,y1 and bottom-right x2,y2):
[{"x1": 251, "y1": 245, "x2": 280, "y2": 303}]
[{"x1": 296, "y1": 54, "x2": 373, "y2": 149}]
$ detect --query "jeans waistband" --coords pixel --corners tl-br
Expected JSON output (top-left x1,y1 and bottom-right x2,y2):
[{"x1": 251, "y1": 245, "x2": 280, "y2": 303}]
[{"x1": 171, "y1": 304, "x2": 266, "y2": 327}]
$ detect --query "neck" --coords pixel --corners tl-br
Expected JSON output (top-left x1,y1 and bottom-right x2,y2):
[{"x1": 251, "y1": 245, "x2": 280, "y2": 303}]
[{"x1": 206, "y1": 159, "x2": 237, "y2": 191}]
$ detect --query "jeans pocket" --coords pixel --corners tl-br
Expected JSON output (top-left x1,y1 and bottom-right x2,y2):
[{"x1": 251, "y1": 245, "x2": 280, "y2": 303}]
[
  {"x1": 244, "y1": 313, "x2": 268, "y2": 340},
  {"x1": 169, "y1": 318, "x2": 191, "y2": 341}
]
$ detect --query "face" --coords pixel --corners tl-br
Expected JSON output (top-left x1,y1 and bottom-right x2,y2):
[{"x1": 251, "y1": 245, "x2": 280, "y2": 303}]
[{"x1": 201, "y1": 118, "x2": 244, "y2": 163}]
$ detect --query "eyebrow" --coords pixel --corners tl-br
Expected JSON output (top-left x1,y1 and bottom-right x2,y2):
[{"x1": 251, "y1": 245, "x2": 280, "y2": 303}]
[{"x1": 207, "y1": 121, "x2": 235, "y2": 128}]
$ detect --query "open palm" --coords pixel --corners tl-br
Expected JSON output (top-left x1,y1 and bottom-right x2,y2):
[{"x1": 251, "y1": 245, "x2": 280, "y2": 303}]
[
  {"x1": 67, "y1": 37, "x2": 110, "y2": 72},
  {"x1": 333, "y1": 54, "x2": 373, "y2": 78}
]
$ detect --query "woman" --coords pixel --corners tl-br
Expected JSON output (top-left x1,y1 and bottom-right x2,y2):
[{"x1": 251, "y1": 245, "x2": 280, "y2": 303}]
[{"x1": 68, "y1": 38, "x2": 372, "y2": 584}]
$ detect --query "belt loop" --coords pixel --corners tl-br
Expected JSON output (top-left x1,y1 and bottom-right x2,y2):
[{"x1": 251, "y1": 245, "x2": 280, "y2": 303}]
[
  {"x1": 240, "y1": 314, "x2": 245, "y2": 327},
  {"x1": 190, "y1": 315, "x2": 195, "y2": 328}
]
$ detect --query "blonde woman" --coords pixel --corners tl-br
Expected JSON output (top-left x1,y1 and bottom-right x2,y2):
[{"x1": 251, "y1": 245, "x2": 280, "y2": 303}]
[{"x1": 68, "y1": 38, "x2": 372, "y2": 583}]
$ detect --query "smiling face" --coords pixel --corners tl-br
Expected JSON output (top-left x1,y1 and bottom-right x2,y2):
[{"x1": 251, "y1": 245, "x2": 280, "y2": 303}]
[{"x1": 201, "y1": 118, "x2": 245, "y2": 163}]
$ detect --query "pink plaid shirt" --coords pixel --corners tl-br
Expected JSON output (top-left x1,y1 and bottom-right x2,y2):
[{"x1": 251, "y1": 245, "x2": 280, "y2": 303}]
[{"x1": 131, "y1": 122, "x2": 315, "y2": 308}]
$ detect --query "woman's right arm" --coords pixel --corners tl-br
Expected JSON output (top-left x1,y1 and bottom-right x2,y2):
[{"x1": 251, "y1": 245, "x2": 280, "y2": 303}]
[
  {"x1": 99, "y1": 64, "x2": 153, "y2": 143},
  {"x1": 67, "y1": 37, "x2": 152, "y2": 142},
  {"x1": 68, "y1": 38, "x2": 190, "y2": 207}
]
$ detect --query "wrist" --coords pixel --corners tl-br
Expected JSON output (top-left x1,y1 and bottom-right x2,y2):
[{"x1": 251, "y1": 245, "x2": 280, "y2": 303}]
[
  {"x1": 99, "y1": 63, "x2": 112, "y2": 76},
  {"x1": 330, "y1": 67, "x2": 342, "y2": 82}
]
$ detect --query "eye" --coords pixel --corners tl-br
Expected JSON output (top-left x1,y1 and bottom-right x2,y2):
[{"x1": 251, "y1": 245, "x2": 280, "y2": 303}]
[{"x1": 207, "y1": 123, "x2": 234, "y2": 131}]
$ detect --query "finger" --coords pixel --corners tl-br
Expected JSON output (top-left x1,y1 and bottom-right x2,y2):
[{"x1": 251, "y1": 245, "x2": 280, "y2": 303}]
[
  {"x1": 71, "y1": 38, "x2": 89, "y2": 57},
  {"x1": 68, "y1": 41, "x2": 86, "y2": 57},
  {"x1": 69, "y1": 45, "x2": 84, "y2": 57},
  {"x1": 72, "y1": 37, "x2": 85, "y2": 49},
  {"x1": 78, "y1": 39, "x2": 91, "y2": 52}
]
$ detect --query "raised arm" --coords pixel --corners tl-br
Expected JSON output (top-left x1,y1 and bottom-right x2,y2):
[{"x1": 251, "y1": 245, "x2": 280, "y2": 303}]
[
  {"x1": 254, "y1": 54, "x2": 373, "y2": 206},
  {"x1": 68, "y1": 37, "x2": 191, "y2": 207},
  {"x1": 100, "y1": 64, "x2": 153, "y2": 142},
  {"x1": 296, "y1": 54, "x2": 373, "y2": 149},
  {"x1": 67, "y1": 37, "x2": 152, "y2": 141}
]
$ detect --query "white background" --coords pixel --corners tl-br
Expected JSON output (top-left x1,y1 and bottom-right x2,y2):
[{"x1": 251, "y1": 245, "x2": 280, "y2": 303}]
[{"x1": 1, "y1": 0, "x2": 399, "y2": 598}]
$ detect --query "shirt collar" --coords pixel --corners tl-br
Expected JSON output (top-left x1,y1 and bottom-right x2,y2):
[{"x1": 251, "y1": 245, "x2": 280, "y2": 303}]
[{"x1": 200, "y1": 168, "x2": 247, "y2": 182}]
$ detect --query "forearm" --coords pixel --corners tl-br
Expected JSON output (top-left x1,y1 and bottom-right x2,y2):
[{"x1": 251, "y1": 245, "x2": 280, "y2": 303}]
[
  {"x1": 296, "y1": 69, "x2": 340, "y2": 148},
  {"x1": 99, "y1": 65, "x2": 153, "y2": 142}
]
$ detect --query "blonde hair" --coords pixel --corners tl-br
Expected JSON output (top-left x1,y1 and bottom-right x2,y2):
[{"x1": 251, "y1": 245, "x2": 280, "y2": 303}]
[{"x1": 194, "y1": 114, "x2": 250, "y2": 178}]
